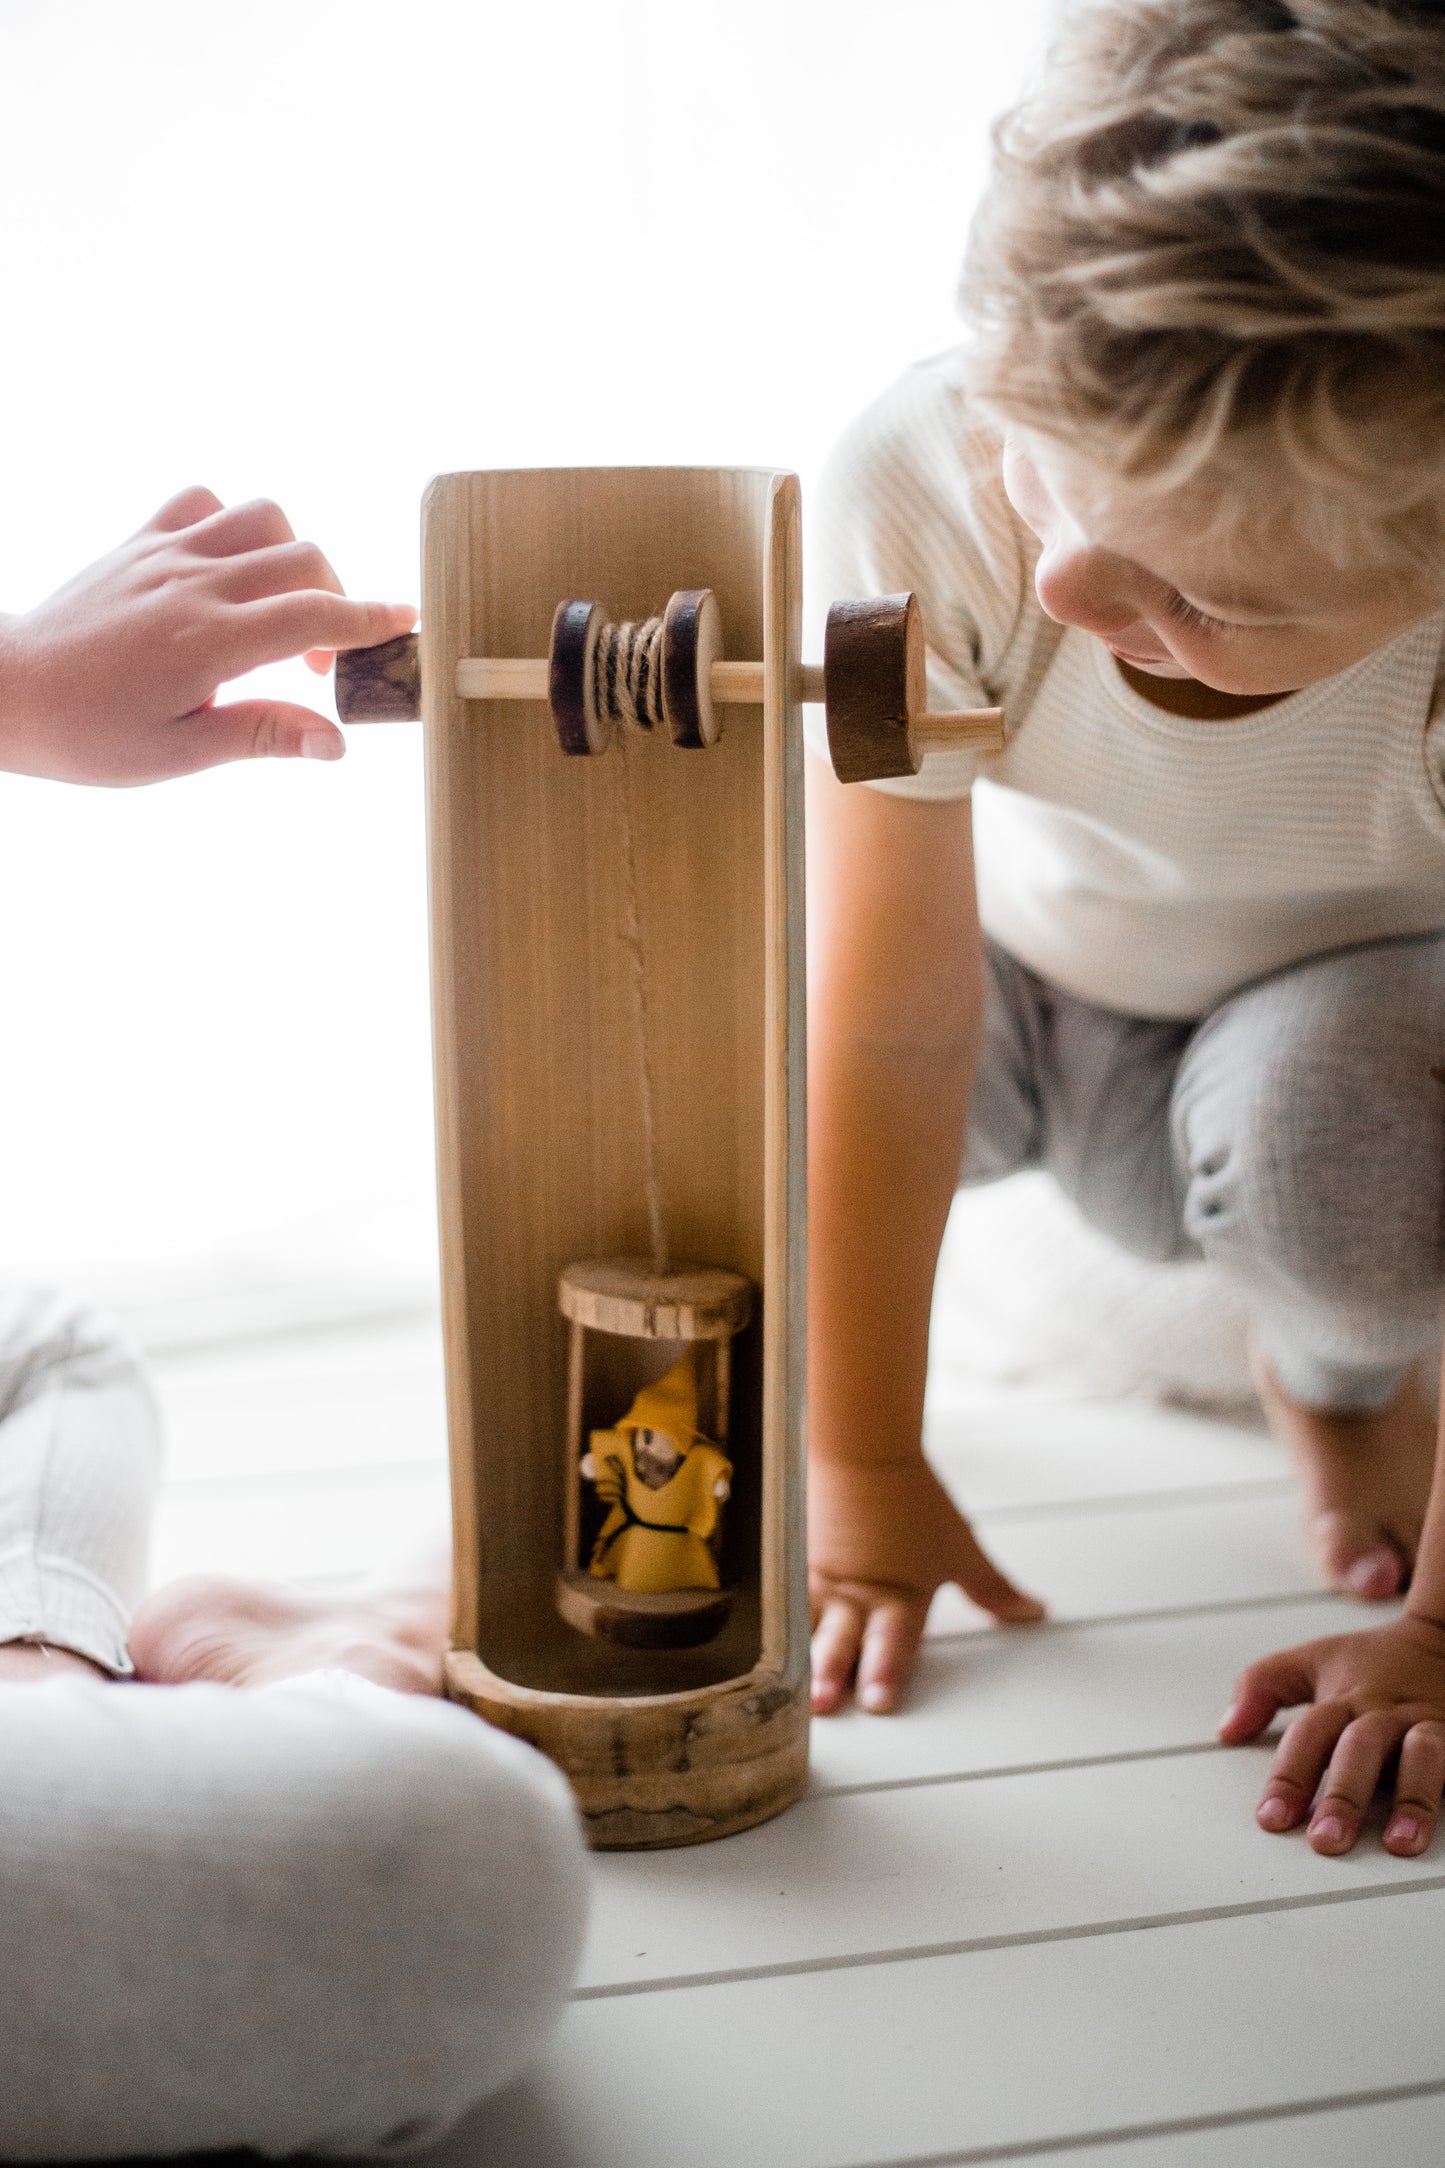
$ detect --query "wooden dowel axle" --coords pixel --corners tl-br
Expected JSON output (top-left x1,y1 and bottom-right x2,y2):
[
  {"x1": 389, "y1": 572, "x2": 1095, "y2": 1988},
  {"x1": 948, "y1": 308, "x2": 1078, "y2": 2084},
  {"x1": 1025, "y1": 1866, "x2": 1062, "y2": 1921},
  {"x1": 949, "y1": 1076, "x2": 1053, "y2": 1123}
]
[{"x1": 454, "y1": 657, "x2": 823, "y2": 708}]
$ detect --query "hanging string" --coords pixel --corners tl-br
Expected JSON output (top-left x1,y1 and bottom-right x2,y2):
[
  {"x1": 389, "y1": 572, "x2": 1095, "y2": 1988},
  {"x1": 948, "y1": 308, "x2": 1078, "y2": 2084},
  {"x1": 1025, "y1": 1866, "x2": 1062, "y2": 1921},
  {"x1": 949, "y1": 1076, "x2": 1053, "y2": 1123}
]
[{"x1": 607, "y1": 623, "x2": 671, "y2": 1277}]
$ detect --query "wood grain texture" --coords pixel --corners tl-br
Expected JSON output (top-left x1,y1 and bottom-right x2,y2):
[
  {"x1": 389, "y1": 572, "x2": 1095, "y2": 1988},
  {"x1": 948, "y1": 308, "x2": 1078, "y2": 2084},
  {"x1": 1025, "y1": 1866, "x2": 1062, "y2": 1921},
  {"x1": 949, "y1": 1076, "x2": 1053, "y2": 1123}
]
[
  {"x1": 558, "y1": 1259, "x2": 753, "y2": 1340},
  {"x1": 554, "y1": 1573, "x2": 734, "y2": 1650},
  {"x1": 422, "y1": 468, "x2": 809, "y2": 1847}
]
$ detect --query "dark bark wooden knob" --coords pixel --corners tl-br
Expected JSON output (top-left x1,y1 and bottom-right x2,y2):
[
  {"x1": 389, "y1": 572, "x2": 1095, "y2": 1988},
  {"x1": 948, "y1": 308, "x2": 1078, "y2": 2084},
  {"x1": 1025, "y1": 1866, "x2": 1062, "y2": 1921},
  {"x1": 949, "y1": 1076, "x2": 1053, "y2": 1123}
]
[
  {"x1": 549, "y1": 600, "x2": 613, "y2": 756},
  {"x1": 661, "y1": 589, "x2": 723, "y2": 749},
  {"x1": 823, "y1": 593, "x2": 927, "y2": 783},
  {"x1": 335, "y1": 633, "x2": 421, "y2": 723}
]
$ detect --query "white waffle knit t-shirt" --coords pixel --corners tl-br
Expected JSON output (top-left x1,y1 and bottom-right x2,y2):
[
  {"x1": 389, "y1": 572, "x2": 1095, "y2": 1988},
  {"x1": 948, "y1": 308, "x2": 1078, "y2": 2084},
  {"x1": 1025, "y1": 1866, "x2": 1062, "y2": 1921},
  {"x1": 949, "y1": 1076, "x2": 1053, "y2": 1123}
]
[{"x1": 807, "y1": 349, "x2": 1445, "y2": 1020}]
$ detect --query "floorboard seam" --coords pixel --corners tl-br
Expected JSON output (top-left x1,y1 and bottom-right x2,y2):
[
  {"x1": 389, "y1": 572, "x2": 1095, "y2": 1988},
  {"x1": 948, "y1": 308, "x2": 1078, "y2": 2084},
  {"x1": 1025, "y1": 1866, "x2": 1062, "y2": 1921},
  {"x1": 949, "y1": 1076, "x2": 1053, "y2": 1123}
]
[
  {"x1": 840, "y1": 2073, "x2": 1445, "y2": 2166},
  {"x1": 966, "y1": 1476, "x2": 1293, "y2": 1526},
  {"x1": 926, "y1": 1587, "x2": 1348, "y2": 1647},
  {"x1": 810, "y1": 1737, "x2": 1230, "y2": 1801},
  {"x1": 574, "y1": 1869, "x2": 1445, "y2": 2001}
]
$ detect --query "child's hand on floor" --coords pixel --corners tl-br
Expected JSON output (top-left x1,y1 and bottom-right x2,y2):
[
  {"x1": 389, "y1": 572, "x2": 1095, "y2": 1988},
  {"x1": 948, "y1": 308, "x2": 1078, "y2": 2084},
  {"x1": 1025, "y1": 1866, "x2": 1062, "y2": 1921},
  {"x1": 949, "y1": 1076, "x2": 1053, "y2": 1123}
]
[
  {"x1": 1220, "y1": 1615, "x2": 1445, "y2": 1858},
  {"x1": 809, "y1": 1455, "x2": 1046, "y2": 1715},
  {"x1": 0, "y1": 486, "x2": 415, "y2": 784}
]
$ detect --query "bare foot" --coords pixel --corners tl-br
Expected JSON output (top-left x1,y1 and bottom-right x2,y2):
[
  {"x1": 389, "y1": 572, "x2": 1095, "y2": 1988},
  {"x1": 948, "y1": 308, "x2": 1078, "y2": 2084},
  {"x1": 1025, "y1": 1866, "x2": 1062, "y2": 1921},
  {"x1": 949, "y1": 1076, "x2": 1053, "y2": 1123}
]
[
  {"x1": 1255, "y1": 1356, "x2": 1437, "y2": 1602},
  {"x1": 0, "y1": 1641, "x2": 109, "y2": 1684},
  {"x1": 128, "y1": 1573, "x2": 450, "y2": 1696}
]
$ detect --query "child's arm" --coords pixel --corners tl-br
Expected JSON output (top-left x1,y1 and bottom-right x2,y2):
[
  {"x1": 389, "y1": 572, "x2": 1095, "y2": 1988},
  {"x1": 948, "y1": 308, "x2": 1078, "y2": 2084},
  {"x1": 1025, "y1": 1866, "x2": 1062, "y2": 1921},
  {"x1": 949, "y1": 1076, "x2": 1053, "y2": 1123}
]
[
  {"x1": 0, "y1": 487, "x2": 415, "y2": 785},
  {"x1": 806, "y1": 752, "x2": 1044, "y2": 1717},
  {"x1": 1220, "y1": 1392, "x2": 1445, "y2": 1855}
]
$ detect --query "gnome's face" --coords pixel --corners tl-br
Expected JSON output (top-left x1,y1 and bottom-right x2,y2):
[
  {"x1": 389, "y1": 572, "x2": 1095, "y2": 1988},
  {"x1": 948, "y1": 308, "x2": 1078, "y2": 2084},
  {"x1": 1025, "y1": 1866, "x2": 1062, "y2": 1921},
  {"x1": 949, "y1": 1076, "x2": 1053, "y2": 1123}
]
[{"x1": 632, "y1": 1425, "x2": 684, "y2": 1489}]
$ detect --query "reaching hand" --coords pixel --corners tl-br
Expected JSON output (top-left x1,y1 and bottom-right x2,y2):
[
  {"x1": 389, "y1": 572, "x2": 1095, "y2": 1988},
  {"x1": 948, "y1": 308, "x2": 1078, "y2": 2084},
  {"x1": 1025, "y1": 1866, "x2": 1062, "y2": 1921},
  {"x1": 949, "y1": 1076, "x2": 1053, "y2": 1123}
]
[
  {"x1": 0, "y1": 487, "x2": 415, "y2": 785},
  {"x1": 1220, "y1": 1614, "x2": 1445, "y2": 1857},
  {"x1": 809, "y1": 1454, "x2": 1046, "y2": 1716}
]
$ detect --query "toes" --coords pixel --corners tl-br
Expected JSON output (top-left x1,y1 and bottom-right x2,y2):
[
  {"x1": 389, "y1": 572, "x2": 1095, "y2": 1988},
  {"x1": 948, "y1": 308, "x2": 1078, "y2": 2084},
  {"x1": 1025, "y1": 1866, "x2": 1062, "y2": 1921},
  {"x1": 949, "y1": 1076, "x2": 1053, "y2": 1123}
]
[
  {"x1": 1312, "y1": 1512, "x2": 1405, "y2": 1601},
  {"x1": 128, "y1": 1574, "x2": 300, "y2": 1684},
  {"x1": 1343, "y1": 1551, "x2": 1404, "y2": 1601},
  {"x1": 127, "y1": 1575, "x2": 236, "y2": 1682}
]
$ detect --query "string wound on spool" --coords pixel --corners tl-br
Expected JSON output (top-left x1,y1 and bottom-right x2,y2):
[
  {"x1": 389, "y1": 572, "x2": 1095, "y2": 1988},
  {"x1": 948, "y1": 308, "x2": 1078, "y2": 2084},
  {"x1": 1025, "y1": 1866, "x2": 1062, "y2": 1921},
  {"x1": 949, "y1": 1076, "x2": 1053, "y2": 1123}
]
[{"x1": 549, "y1": 591, "x2": 723, "y2": 758}]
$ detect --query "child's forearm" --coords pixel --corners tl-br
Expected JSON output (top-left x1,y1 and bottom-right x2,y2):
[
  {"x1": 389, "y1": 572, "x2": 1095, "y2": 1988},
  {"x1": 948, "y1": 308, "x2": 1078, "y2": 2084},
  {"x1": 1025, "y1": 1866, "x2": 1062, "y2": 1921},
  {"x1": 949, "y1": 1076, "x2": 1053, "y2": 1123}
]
[
  {"x1": 809, "y1": 1034, "x2": 974, "y2": 1469},
  {"x1": 805, "y1": 757, "x2": 981, "y2": 1472},
  {"x1": 1405, "y1": 1352, "x2": 1445, "y2": 1623},
  {"x1": 0, "y1": 614, "x2": 36, "y2": 744}
]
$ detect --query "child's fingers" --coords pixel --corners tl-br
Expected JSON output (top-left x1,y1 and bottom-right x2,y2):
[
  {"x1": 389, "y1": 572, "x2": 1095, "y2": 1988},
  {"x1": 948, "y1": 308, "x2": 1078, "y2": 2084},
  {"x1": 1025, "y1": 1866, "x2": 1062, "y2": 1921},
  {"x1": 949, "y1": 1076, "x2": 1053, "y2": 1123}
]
[
  {"x1": 1308, "y1": 1709, "x2": 1408, "y2": 1856},
  {"x1": 229, "y1": 593, "x2": 418, "y2": 675},
  {"x1": 211, "y1": 540, "x2": 346, "y2": 607},
  {"x1": 143, "y1": 485, "x2": 225, "y2": 535},
  {"x1": 1255, "y1": 1700, "x2": 1351, "y2": 1834},
  {"x1": 164, "y1": 699, "x2": 346, "y2": 777},
  {"x1": 947, "y1": 1521, "x2": 1046, "y2": 1625},
  {"x1": 183, "y1": 496, "x2": 297, "y2": 559},
  {"x1": 1385, "y1": 1720, "x2": 1445, "y2": 1857},
  {"x1": 304, "y1": 649, "x2": 335, "y2": 676},
  {"x1": 1218, "y1": 1646, "x2": 1317, "y2": 1743},
  {"x1": 811, "y1": 1597, "x2": 865, "y2": 1716},
  {"x1": 855, "y1": 1597, "x2": 927, "y2": 1714}
]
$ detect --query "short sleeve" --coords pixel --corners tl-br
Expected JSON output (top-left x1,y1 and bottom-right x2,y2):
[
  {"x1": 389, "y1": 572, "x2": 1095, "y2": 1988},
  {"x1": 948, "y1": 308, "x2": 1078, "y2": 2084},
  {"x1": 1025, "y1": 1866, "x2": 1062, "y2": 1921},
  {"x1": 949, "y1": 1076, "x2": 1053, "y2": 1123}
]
[{"x1": 804, "y1": 350, "x2": 1038, "y2": 800}]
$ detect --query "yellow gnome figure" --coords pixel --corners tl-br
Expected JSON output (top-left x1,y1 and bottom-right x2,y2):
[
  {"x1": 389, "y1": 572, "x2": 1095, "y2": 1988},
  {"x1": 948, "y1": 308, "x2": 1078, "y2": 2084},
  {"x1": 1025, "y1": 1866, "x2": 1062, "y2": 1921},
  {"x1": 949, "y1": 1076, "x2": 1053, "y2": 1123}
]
[{"x1": 581, "y1": 1345, "x2": 732, "y2": 1593}]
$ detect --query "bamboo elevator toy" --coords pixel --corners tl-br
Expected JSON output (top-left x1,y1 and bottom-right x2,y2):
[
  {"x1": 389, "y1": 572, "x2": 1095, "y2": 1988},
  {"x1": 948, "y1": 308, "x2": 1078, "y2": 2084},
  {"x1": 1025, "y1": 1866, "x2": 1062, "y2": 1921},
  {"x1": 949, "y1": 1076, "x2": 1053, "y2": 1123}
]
[{"x1": 336, "y1": 468, "x2": 1002, "y2": 1849}]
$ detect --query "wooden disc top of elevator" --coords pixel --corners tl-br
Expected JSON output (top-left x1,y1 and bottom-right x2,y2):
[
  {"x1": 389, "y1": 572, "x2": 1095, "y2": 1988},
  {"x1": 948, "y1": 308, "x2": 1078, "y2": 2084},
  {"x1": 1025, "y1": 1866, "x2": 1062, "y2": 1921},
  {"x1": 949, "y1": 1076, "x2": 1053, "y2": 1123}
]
[{"x1": 559, "y1": 1259, "x2": 754, "y2": 1342}]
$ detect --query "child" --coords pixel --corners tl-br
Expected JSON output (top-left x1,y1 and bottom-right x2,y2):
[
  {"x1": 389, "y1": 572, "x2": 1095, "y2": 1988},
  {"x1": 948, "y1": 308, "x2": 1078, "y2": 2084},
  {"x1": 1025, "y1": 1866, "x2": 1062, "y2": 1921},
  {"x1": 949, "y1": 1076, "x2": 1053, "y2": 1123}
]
[
  {"x1": 0, "y1": 491, "x2": 587, "y2": 2158},
  {"x1": 805, "y1": 0, "x2": 1445, "y2": 1865}
]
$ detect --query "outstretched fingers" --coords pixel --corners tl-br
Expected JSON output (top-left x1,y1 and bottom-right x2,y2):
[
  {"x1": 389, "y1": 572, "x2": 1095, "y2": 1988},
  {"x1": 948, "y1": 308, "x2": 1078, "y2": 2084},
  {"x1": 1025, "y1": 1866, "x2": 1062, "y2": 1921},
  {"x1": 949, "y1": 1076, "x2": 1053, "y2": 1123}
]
[
  {"x1": 811, "y1": 1597, "x2": 866, "y2": 1716},
  {"x1": 142, "y1": 485, "x2": 225, "y2": 535},
  {"x1": 1255, "y1": 1702, "x2": 1352, "y2": 1836},
  {"x1": 1385, "y1": 1720, "x2": 1445, "y2": 1857},
  {"x1": 1218, "y1": 1647, "x2": 1317, "y2": 1746},
  {"x1": 211, "y1": 539, "x2": 346, "y2": 608},
  {"x1": 229, "y1": 591, "x2": 417, "y2": 677},
  {"x1": 182, "y1": 495, "x2": 297, "y2": 558},
  {"x1": 949, "y1": 1520, "x2": 1047, "y2": 1626},
  {"x1": 167, "y1": 699, "x2": 346, "y2": 777},
  {"x1": 855, "y1": 1598, "x2": 928, "y2": 1714},
  {"x1": 1306, "y1": 1709, "x2": 1410, "y2": 1855},
  {"x1": 810, "y1": 1590, "x2": 934, "y2": 1716}
]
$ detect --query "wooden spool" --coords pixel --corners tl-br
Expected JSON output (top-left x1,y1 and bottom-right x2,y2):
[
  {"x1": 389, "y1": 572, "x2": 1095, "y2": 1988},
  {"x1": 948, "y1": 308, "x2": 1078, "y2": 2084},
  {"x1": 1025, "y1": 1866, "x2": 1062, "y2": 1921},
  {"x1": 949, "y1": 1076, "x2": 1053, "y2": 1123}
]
[
  {"x1": 556, "y1": 1258, "x2": 753, "y2": 1651},
  {"x1": 425, "y1": 467, "x2": 809, "y2": 1850}
]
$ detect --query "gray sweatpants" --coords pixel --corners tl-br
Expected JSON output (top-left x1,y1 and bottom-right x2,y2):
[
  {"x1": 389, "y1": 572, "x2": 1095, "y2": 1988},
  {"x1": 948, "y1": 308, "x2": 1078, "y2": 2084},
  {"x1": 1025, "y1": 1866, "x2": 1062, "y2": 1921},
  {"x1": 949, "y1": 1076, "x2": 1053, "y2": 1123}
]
[
  {"x1": 964, "y1": 931, "x2": 1445, "y2": 1412},
  {"x1": 0, "y1": 1290, "x2": 588, "y2": 2160}
]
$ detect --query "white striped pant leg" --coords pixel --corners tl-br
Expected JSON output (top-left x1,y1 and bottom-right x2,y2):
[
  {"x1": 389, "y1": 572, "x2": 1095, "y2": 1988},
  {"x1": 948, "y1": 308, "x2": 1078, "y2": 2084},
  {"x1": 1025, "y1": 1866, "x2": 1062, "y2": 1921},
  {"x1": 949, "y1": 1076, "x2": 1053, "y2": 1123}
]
[{"x1": 0, "y1": 1288, "x2": 160, "y2": 1673}]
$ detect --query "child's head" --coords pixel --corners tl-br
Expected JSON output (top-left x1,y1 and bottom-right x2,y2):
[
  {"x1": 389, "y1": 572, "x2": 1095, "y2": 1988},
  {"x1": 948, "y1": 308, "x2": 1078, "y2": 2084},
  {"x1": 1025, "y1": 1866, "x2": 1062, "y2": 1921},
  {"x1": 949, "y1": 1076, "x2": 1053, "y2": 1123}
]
[{"x1": 961, "y1": 0, "x2": 1445, "y2": 690}]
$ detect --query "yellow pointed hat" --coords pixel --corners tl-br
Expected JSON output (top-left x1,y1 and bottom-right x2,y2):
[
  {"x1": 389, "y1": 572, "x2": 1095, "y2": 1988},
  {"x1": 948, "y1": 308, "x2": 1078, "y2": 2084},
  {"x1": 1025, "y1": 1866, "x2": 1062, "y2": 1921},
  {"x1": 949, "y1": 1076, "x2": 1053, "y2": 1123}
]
[{"x1": 617, "y1": 1345, "x2": 705, "y2": 1447}]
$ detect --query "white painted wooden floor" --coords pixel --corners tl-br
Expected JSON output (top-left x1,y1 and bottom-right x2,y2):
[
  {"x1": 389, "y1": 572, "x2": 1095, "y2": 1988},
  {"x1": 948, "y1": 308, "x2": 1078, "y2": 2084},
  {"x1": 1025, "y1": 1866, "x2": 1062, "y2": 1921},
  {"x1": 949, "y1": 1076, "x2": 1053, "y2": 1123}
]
[{"x1": 144, "y1": 1313, "x2": 1445, "y2": 2168}]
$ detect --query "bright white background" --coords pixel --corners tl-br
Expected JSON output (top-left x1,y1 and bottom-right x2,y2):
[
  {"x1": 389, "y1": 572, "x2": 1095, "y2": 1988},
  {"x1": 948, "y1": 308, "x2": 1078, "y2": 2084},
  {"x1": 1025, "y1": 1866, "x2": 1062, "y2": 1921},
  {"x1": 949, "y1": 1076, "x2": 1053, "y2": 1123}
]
[{"x1": 0, "y1": 0, "x2": 1050, "y2": 1311}]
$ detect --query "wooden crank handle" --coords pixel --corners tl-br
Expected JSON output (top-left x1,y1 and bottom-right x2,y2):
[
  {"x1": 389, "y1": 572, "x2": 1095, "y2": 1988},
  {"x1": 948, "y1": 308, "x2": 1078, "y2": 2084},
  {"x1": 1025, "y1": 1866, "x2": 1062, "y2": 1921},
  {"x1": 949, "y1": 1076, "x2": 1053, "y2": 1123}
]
[
  {"x1": 335, "y1": 632, "x2": 421, "y2": 723},
  {"x1": 823, "y1": 594, "x2": 1003, "y2": 783}
]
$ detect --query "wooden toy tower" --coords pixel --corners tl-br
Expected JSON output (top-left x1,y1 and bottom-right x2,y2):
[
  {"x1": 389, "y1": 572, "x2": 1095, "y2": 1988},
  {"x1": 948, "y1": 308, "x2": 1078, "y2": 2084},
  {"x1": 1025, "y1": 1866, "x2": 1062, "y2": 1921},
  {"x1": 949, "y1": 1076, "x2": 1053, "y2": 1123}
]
[{"x1": 338, "y1": 466, "x2": 1001, "y2": 1850}]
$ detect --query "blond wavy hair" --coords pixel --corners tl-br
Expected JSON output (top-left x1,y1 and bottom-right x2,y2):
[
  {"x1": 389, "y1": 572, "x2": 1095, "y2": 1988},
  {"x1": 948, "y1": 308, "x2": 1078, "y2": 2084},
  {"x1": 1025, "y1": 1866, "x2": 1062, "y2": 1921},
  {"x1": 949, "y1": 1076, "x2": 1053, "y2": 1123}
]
[{"x1": 962, "y1": 0, "x2": 1445, "y2": 568}]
